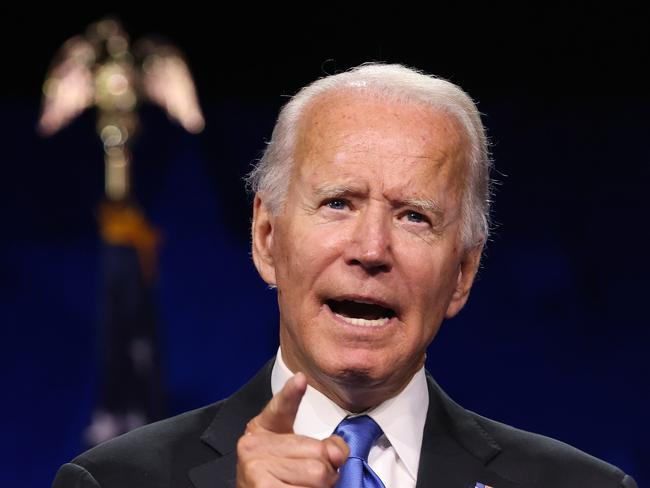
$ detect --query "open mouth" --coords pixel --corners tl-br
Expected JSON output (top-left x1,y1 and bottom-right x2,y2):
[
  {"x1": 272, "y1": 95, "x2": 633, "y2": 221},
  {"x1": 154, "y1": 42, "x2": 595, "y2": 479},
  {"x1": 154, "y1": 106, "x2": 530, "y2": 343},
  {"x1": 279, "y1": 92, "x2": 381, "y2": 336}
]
[{"x1": 326, "y1": 299, "x2": 396, "y2": 327}]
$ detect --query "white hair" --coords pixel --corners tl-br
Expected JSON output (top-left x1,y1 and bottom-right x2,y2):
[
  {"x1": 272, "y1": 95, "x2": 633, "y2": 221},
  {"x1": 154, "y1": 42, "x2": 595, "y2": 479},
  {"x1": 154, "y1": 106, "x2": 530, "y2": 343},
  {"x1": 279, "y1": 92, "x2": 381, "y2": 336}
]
[{"x1": 247, "y1": 63, "x2": 492, "y2": 247}]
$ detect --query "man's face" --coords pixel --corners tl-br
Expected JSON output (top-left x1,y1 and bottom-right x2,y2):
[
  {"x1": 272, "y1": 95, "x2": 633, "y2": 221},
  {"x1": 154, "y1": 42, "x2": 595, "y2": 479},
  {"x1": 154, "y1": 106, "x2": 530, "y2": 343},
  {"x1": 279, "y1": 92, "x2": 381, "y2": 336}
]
[{"x1": 253, "y1": 91, "x2": 483, "y2": 409}]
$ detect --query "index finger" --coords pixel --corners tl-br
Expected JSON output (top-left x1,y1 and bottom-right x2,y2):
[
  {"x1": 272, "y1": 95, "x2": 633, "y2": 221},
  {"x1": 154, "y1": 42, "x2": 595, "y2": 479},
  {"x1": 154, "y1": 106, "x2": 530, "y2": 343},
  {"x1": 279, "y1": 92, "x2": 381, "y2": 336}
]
[{"x1": 253, "y1": 372, "x2": 307, "y2": 434}]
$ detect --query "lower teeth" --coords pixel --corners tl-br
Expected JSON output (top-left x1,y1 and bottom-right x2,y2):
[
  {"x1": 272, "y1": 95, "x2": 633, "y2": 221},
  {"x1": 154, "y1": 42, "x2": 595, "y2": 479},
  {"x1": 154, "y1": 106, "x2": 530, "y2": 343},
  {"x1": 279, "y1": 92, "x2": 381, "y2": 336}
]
[{"x1": 335, "y1": 313, "x2": 389, "y2": 327}]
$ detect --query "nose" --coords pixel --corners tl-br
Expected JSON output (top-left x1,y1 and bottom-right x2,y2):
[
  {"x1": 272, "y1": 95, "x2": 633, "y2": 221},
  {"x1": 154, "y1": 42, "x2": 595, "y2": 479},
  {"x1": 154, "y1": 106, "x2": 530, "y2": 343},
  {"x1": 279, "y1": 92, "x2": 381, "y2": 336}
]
[{"x1": 344, "y1": 205, "x2": 393, "y2": 274}]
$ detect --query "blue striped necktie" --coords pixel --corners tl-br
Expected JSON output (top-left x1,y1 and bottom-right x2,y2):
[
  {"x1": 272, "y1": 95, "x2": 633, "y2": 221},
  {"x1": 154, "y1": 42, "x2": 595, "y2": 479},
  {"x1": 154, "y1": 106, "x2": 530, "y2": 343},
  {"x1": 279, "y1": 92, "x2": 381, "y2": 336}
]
[{"x1": 333, "y1": 415, "x2": 386, "y2": 488}]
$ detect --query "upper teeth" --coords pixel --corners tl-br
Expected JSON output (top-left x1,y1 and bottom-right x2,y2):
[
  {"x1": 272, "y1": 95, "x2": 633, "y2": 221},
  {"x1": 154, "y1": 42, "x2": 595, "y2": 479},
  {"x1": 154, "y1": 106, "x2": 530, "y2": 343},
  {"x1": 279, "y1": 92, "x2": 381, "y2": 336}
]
[{"x1": 335, "y1": 313, "x2": 389, "y2": 327}]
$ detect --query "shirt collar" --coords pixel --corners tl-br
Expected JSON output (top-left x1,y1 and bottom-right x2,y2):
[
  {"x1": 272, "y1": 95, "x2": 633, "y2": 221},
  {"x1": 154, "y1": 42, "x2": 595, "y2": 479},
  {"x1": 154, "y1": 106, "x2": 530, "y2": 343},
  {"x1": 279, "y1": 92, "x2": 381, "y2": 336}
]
[{"x1": 271, "y1": 348, "x2": 429, "y2": 481}]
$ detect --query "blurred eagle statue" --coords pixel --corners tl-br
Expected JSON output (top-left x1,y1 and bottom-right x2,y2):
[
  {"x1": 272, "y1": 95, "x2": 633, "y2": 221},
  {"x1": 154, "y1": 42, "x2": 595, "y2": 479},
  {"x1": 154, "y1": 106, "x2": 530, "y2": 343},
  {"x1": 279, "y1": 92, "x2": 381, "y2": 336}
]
[
  {"x1": 39, "y1": 16, "x2": 204, "y2": 136},
  {"x1": 39, "y1": 17, "x2": 204, "y2": 201}
]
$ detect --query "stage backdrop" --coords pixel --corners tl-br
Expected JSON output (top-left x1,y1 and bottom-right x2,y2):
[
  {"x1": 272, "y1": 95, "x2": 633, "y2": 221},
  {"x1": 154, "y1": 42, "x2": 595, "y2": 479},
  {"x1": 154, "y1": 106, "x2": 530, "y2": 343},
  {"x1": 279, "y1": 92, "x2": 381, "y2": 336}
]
[{"x1": 1, "y1": 8, "x2": 648, "y2": 488}]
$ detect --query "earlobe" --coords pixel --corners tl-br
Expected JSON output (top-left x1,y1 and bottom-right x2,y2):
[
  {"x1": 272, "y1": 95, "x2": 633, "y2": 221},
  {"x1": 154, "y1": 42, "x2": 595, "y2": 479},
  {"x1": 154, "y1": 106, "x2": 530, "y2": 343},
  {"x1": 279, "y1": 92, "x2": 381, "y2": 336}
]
[
  {"x1": 445, "y1": 242, "x2": 484, "y2": 318},
  {"x1": 251, "y1": 194, "x2": 277, "y2": 286}
]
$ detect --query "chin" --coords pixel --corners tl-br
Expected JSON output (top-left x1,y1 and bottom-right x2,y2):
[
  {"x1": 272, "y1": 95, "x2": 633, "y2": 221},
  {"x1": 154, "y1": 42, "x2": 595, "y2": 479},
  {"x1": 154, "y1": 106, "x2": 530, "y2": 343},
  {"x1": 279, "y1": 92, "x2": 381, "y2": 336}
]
[
  {"x1": 318, "y1": 358, "x2": 404, "y2": 411},
  {"x1": 318, "y1": 349, "x2": 392, "y2": 387}
]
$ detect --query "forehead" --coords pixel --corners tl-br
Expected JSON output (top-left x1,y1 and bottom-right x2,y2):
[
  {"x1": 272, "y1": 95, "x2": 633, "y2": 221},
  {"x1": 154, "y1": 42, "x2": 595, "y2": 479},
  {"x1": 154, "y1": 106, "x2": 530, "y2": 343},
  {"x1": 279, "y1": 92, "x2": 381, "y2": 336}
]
[{"x1": 292, "y1": 90, "x2": 468, "y2": 196}]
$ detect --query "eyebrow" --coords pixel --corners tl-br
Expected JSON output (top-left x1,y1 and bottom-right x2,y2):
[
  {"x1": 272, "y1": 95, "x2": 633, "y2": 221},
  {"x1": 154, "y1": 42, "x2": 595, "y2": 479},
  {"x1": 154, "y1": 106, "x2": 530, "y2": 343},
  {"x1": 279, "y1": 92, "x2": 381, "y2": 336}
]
[
  {"x1": 400, "y1": 197, "x2": 445, "y2": 218},
  {"x1": 313, "y1": 183, "x2": 445, "y2": 218},
  {"x1": 313, "y1": 183, "x2": 363, "y2": 198}
]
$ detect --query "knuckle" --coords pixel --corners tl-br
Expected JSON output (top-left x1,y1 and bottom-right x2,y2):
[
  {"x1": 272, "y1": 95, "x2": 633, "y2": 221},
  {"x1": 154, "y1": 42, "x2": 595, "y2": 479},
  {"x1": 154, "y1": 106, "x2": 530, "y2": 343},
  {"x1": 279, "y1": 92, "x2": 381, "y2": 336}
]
[
  {"x1": 311, "y1": 441, "x2": 329, "y2": 459},
  {"x1": 237, "y1": 461, "x2": 271, "y2": 488},
  {"x1": 305, "y1": 459, "x2": 329, "y2": 482},
  {"x1": 237, "y1": 433, "x2": 257, "y2": 454},
  {"x1": 246, "y1": 458, "x2": 264, "y2": 476}
]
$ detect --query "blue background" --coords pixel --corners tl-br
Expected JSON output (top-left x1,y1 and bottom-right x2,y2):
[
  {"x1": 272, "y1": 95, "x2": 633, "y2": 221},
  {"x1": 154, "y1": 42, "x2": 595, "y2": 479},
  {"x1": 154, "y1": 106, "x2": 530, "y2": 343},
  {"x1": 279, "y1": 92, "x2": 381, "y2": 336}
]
[{"x1": 1, "y1": 6, "x2": 648, "y2": 487}]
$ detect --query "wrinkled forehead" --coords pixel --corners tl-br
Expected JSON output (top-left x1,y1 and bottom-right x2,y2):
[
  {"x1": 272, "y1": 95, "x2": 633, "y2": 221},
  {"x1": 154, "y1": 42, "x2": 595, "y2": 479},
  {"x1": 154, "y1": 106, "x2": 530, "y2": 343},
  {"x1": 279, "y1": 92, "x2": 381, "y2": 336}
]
[{"x1": 292, "y1": 89, "x2": 470, "y2": 190}]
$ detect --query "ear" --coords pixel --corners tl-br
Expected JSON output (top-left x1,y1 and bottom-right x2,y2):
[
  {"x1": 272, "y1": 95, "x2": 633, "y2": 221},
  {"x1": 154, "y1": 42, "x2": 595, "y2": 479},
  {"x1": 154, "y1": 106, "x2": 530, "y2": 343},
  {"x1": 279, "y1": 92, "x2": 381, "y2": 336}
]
[
  {"x1": 445, "y1": 241, "x2": 484, "y2": 319},
  {"x1": 251, "y1": 194, "x2": 277, "y2": 286}
]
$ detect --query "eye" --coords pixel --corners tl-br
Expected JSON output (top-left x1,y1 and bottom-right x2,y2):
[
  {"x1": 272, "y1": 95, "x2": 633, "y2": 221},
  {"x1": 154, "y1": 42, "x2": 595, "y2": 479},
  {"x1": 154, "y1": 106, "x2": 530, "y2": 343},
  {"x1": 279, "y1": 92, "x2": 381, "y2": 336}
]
[
  {"x1": 325, "y1": 199, "x2": 348, "y2": 210},
  {"x1": 404, "y1": 211, "x2": 428, "y2": 224}
]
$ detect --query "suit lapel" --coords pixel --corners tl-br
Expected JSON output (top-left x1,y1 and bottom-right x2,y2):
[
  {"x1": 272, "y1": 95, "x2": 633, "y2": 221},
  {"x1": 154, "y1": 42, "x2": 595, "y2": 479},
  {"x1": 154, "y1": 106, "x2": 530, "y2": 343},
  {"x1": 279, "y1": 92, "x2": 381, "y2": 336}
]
[
  {"x1": 188, "y1": 359, "x2": 275, "y2": 488},
  {"x1": 188, "y1": 362, "x2": 525, "y2": 488},
  {"x1": 416, "y1": 372, "x2": 523, "y2": 488}
]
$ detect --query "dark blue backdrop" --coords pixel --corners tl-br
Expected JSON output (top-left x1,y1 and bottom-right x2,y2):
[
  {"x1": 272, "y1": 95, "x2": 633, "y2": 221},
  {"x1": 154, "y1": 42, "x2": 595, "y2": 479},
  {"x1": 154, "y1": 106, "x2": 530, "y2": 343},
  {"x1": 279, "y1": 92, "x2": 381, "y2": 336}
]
[{"x1": 1, "y1": 7, "x2": 648, "y2": 488}]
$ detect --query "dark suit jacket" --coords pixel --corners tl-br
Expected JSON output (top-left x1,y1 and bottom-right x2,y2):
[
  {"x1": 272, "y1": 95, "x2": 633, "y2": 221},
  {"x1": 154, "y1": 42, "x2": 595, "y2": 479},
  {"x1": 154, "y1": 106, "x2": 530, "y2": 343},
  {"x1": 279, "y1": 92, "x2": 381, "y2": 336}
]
[{"x1": 52, "y1": 359, "x2": 637, "y2": 488}]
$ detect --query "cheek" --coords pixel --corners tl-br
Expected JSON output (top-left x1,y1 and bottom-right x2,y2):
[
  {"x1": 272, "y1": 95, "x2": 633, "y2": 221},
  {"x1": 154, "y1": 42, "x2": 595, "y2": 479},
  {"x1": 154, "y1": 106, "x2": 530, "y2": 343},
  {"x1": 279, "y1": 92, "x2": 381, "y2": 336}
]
[
  {"x1": 400, "y1": 248, "x2": 459, "y2": 312},
  {"x1": 273, "y1": 220, "x2": 343, "y2": 287}
]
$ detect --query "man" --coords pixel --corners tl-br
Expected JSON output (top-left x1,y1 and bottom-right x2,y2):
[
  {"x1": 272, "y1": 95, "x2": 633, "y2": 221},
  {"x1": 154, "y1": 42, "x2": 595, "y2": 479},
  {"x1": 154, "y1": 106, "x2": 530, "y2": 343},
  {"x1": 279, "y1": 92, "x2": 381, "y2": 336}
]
[{"x1": 53, "y1": 63, "x2": 637, "y2": 488}]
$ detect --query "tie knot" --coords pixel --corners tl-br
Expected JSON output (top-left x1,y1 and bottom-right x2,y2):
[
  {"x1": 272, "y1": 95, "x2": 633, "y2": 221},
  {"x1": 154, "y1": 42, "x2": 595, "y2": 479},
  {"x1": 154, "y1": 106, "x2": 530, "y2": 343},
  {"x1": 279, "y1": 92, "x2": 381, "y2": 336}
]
[{"x1": 333, "y1": 415, "x2": 383, "y2": 461}]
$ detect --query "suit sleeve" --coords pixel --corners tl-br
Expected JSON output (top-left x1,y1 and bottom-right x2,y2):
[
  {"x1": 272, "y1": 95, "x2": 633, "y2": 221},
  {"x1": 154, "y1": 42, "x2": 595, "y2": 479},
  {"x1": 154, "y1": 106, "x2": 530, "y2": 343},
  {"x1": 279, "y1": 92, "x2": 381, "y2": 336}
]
[
  {"x1": 52, "y1": 462, "x2": 101, "y2": 488},
  {"x1": 621, "y1": 474, "x2": 638, "y2": 488}
]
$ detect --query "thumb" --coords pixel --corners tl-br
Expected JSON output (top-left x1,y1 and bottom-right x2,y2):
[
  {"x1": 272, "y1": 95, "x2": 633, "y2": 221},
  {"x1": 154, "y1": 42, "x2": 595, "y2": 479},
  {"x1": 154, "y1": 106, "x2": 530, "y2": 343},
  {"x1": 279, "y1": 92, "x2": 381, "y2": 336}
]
[
  {"x1": 254, "y1": 372, "x2": 307, "y2": 433},
  {"x1": 324, "y1": 435, "x2": 350, "y2": 469}
]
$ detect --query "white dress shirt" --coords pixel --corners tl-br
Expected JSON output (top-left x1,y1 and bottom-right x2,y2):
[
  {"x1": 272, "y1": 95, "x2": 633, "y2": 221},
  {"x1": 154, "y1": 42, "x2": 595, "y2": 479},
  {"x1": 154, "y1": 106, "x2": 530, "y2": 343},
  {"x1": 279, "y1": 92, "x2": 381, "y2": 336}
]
[{"x1": 271, "y1": 348, "x2": 429, "y2": 488}]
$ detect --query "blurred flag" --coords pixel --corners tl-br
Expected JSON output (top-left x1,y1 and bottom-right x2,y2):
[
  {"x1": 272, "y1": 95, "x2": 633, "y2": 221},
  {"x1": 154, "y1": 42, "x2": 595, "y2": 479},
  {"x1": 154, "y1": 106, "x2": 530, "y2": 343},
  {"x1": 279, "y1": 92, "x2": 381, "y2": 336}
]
[{"x1": 85, "y1": 202, "x2": 164, "y2": 445}]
